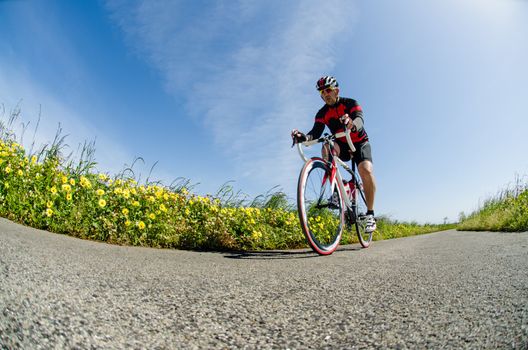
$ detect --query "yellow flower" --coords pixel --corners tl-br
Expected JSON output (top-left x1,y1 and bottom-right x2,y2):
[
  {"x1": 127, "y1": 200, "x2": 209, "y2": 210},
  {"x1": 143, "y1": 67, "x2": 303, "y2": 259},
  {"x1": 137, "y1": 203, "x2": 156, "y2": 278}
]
[
  {"x1": 62, "y1": 184, "x2": 71, "y2": 192},
  {"x1": 252, "y1": 230, "x2": 262, "y2": 240},
  {"x1": 80, "y1": 176, "x2": 92, "y2": 188},
  {"x1": 96, "y1": 189, "x2": 105, "y2": 196},
  {"x1": 132, "y1": 200, "x2": 140, "y2": 207},
  {"x1": 69, "y1": 178, "x2": 76, "y2": 186},
  {"x1": 137, "y1": 221, "x2": 146, "y2": 230},
  {"x1": 159, "y1": 204, "x2": 167, "y2": 212},
  {"x1": 61, "y1": 176, "x2": 68, "y2": 184},
  {"x1": 125, "y1": 220, "x2": 131, "y2": 227},
  {"x1": 98, "y1": 173, "x2": 108, "y2": 181},
  {"x1": 148, "y1": 196, "x2": 155, "y2": 203},
  {"x1": 5, "y1": 166, "x2": 11, "y2": 174},
  {"x1": 46, "y1": 208, "x2": 53, "y2": 217},
  {"x1": 163, "y1": 193, "x2": 169, "y2": 201},
  {"x1": 50, "y1": 186, "x2": 57, "y2": 194},
  {"x1": 148, "y1": 213, "x2": 156, "y2": 220},
  {"x1": 122, "y1": 208, "x2": 129, "y2": 215},
  {"x1": 66, "y1": 193, "x2": 73, "y2": 201},
  {"x1": 46, "y1": 201, "x2": 53, "y2": 208},
  {"x1": 130, "y1": 188, "x2": 137, "y2": 195},
  {"x1": 4, "y1": 182, "x2": 9, "y2": 189},
  {"x1": 31, "y1": 155, "x2": 38, "y2": 164},
  {"x1": 98, "y1": 199, "x2": 106, "y2": 208},
  {"x1": 122, "y1": 189, "x2": 130, "y2": 199}
]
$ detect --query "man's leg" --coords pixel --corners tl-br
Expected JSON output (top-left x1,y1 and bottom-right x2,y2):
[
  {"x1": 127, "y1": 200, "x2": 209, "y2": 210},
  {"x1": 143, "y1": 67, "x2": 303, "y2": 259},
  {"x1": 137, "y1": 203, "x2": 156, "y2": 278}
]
[
  {"x1": 321, "y1": 143, "x2": 341, "y2": 161},
  {"x1": 358, "y1": 160, "x2": 376, "y2": 212}
]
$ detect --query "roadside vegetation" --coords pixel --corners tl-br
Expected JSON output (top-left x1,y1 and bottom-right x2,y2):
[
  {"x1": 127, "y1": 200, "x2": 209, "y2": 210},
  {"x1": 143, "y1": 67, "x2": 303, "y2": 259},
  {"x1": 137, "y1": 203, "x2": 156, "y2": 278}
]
[
  {"x1": 0, "y1": 108, "x2": 455, "y2": 251},
  {"x1": 457, "y1": 177, "x2": 528, "y2": 232}
]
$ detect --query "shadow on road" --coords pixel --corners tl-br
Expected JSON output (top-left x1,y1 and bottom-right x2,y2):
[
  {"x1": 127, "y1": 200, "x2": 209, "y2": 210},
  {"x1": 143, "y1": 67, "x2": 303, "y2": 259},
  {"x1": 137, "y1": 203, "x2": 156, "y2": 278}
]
[
  {"x1": 224, "y1": 250, "x2": 317, "y2": 260},
  {"x1": 223, "y1": 245, "x2": 362, "y2": 260}
]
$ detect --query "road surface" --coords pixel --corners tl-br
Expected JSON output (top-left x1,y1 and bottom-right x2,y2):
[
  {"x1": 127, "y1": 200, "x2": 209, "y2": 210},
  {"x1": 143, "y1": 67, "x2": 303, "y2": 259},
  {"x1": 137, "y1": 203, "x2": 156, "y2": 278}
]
[{"x1": 1, "y1": 218, "x2": 527, "y2": 349}]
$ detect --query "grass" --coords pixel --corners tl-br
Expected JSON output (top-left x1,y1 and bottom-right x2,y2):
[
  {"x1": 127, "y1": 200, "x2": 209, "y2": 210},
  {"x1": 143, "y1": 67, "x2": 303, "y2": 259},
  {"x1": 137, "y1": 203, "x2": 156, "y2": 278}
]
[
  {"x1": 374, "y1": 217, "x2": 456, "y2": 240},
  {"x1": 0, "y1": 107, "x2": 457, "y2": 251},
  {"x1": 457, "y1": 177, "x2": 528, "y2": 232}
]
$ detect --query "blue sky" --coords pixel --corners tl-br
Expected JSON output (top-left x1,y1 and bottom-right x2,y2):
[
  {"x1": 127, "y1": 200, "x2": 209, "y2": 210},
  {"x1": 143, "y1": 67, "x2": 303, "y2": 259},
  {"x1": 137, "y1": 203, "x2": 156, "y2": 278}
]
[{"x1": 1, "y1": 0, "x2": 527, "y2": 224}]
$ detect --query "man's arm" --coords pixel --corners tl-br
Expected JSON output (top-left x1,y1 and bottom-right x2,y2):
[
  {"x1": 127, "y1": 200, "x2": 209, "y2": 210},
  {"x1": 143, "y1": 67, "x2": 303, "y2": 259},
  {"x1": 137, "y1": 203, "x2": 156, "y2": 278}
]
[
  {"x1": 306, "y1": 121, "x2": 325, "y2": 141},
  {"x1": 349, "y1": 102, "x2": 364, "y2": 131}
]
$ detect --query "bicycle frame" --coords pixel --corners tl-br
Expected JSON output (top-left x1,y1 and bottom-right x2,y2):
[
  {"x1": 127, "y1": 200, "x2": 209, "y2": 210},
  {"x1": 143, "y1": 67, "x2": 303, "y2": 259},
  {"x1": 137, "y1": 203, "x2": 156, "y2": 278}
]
[{"x1": 296, "y1": 130, "x2": 357, "y2": 209}]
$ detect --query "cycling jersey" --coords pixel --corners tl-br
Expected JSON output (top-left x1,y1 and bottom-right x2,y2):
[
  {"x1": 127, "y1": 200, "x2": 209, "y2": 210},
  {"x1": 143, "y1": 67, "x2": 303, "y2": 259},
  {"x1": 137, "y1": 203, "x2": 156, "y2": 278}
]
[{"x1": 307, "y1": 97, "x2": 368, "y2": 144}]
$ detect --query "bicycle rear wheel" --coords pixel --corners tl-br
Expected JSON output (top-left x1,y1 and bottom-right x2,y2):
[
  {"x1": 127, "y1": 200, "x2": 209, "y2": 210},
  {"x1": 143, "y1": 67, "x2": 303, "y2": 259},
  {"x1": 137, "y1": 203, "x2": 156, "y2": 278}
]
[
  {"x1": 297, "y1": 158, "x2": 344, "y2": 255},
  {"x1": 353, "y1": 179, "x2": 372, "y2": 248}
]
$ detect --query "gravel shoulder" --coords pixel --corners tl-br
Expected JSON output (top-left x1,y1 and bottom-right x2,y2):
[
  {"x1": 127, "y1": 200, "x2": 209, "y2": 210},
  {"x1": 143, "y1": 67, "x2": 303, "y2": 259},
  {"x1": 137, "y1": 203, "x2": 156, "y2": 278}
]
[{"x1": 1, "y1": 218, "x2": 527, "y2": 349}]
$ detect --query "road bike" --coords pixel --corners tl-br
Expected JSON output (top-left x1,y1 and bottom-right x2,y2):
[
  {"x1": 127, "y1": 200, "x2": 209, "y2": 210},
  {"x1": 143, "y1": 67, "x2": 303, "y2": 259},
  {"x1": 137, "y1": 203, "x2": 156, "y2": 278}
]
[{"x1": 295, "y1": 130, "x2": 372, "y2": 255}]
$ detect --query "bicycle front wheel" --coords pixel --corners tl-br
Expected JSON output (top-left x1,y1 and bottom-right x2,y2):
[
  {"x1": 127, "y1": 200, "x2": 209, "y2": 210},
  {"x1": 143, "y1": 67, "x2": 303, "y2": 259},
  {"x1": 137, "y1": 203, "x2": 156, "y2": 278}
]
[{"x1": 297, "y1": 158, "x2": 344, "y2": 255}]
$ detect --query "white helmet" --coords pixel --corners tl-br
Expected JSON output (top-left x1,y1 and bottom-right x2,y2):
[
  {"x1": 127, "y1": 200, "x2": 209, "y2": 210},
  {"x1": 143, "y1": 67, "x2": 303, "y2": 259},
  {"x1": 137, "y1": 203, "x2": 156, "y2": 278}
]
[{"x1": 316, "y1": 76, "x2": 339, "y2": 91}]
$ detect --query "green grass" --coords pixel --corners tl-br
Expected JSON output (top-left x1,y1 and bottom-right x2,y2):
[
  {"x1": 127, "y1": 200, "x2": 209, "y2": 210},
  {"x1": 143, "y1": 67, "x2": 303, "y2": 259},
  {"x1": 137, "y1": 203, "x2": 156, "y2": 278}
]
[
  {"x1": 0, "y1": 109, "x2": 456, "y2": 251},
  {"x1": 458, "y1": 177, "x2": 528, "y2": 232},
  {"x1": 374, "y1": 217, "x2": 456, "y2": 240}
]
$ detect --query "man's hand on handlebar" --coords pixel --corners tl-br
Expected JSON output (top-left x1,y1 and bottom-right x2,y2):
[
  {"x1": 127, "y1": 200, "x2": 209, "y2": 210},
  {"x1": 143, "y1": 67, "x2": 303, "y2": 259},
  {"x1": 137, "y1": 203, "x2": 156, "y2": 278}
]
[
  {"x1": 339, "y1": 114, "x2": 357, "y2": 132},
  {"x1": 291, "y1": 129, "x2": 307, "y2": 146}
]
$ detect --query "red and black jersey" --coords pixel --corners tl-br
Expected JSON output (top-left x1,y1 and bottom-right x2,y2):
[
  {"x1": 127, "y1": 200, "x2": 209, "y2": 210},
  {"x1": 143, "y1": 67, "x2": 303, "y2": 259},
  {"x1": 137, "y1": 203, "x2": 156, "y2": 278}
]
[{"x1": 307, "y1": 97, "x2": 368, "y2": 144}]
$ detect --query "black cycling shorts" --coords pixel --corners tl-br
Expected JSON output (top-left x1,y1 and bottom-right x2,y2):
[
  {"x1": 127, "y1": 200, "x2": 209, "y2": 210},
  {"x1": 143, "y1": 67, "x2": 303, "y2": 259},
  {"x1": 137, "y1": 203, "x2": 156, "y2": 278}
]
[{"x1": 336, "y1": 140, "x2": 373, "y2": 165}]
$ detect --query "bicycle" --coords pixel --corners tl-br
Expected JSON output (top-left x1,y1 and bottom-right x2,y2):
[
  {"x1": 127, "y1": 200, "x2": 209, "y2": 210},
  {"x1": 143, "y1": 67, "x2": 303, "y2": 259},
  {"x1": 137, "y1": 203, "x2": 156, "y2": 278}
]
[{"x1": 295, "y1": 129, "x2": 373, "y2": 255}]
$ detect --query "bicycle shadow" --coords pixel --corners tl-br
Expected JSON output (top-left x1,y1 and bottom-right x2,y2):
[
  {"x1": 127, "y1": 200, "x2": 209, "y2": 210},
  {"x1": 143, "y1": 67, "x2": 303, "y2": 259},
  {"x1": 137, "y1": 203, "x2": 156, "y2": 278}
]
[{"x1": 223, "y1": 244, "x2": 362, "y2": 260}]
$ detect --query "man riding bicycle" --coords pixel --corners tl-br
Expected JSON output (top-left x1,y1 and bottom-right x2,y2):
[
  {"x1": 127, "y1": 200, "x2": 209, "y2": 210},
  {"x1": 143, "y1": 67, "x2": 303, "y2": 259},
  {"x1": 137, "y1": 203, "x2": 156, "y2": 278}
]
[{"x1": 291, "y1": 76, "x2": 377, "y2": 233}]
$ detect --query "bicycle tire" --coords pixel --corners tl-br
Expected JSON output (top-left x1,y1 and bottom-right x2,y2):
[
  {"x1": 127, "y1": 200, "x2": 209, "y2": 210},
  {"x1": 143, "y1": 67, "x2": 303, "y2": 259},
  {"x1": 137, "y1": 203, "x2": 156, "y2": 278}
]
[
  {"x1": 297, "y1": 158, "x2": 344, "y2": 255},
  {"x1": 352, "y1": 178, "x2": 372, "y2": 248}
]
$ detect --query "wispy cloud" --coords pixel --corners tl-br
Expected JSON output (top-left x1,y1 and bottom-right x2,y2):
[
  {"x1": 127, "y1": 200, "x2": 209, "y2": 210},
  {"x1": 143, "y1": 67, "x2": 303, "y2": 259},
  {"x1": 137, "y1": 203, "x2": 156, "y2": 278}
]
[
  {"x1": 0, "y1": 61, "x2": 131, "y2": 176},
  {"x1": 105, "y1": 0, "x2": 358, "y2": 195}
]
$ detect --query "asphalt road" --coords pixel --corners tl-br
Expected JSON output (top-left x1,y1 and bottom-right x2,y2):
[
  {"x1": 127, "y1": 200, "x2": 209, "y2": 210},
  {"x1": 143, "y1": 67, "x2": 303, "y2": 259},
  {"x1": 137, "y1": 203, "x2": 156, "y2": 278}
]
[{"x1": 1, "y1": 217, "x2": 527, "y2": 349}]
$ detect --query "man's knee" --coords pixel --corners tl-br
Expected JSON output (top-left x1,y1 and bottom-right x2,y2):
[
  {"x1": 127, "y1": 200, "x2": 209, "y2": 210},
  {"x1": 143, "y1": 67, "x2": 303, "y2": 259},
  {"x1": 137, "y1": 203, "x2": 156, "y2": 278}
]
[
  {"x1": 321, "y1": 143, "x2": 340, "y2": 160},
  {"x1": 358, "y1": 161, "x2": 374, "y2": 177}
]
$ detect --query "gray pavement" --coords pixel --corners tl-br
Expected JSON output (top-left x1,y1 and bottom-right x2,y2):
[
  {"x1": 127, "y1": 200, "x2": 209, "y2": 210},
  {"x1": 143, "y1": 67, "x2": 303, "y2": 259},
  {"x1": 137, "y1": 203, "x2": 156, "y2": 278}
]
[{"x1": 1, "y1": 218, "x2": 527, "y2": 349}]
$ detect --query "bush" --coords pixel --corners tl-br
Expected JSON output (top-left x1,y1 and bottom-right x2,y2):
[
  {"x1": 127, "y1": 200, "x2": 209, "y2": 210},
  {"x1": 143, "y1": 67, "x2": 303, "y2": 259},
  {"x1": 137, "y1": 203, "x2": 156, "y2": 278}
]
[{"x1": 458, "y1": 179, "x2": 528, "y2": 232}]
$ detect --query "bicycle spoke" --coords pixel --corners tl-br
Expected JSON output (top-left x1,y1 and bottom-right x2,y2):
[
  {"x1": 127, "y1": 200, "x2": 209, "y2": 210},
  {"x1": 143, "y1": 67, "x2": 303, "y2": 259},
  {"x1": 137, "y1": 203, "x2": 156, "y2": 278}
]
[{"x1": 353, "y1": 180, "x2": 372, "y2": 248}]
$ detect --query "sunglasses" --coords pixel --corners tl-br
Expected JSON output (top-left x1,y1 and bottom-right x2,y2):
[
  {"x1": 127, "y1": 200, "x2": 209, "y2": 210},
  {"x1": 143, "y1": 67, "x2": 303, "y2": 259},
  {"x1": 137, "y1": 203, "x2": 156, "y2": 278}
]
[{"x1": 319, "y1": 87, "x2": 335, "y2": 94}]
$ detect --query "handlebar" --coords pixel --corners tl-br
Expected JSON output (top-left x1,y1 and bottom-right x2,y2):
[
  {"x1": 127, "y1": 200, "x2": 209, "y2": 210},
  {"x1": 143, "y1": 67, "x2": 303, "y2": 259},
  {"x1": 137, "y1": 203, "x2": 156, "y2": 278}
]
[{"x1": 296, "y1": 129, "x2": 356, "y2": 163}]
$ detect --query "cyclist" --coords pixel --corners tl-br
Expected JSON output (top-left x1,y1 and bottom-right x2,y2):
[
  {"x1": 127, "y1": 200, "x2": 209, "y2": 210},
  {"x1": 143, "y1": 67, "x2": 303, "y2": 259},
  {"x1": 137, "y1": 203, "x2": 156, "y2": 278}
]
[{"x1": 291, "y1": 76, "x2": 377, "y2": 233}]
